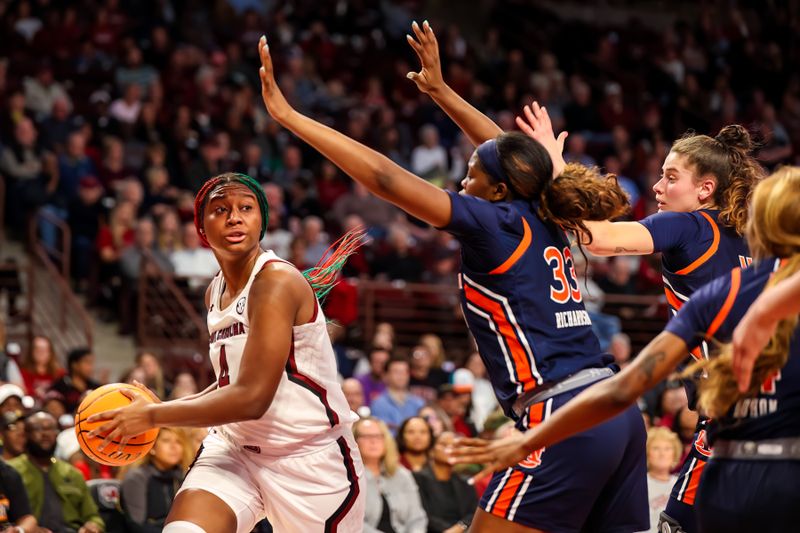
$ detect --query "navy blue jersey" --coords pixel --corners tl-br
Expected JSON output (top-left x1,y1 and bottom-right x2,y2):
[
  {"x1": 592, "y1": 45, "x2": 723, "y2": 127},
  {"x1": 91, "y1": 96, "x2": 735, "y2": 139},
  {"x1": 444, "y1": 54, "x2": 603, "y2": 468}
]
[
  {"x1": 443, "y1": 191, "x2": 610, "y2": 420},
  {"x1": 665, "y1": 258, "x2": 800, "y2": 442},
  {"x1": 639, "y1": 209, "x2": 750, "y2": 361}
]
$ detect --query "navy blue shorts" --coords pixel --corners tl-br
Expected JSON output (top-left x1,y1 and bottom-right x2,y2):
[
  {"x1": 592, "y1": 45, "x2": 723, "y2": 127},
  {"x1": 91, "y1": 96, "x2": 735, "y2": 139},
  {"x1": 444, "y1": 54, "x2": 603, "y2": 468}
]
[
  {"x1": 664, "y1": 419, "x2": 712, "y2": 533},
  {"x1": 696, "y1": 458, "x2": 800, "y2": 533},
  {"x1": 479, "y1": 387, "x2": 649, "y2": 532}
]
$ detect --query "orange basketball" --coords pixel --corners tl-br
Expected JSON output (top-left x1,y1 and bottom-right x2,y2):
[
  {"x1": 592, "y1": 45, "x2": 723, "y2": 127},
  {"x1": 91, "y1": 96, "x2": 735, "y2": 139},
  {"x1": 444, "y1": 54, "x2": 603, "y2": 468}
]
[{"x1": 74, "y1": 383, "x2": 160, "y2": 466}]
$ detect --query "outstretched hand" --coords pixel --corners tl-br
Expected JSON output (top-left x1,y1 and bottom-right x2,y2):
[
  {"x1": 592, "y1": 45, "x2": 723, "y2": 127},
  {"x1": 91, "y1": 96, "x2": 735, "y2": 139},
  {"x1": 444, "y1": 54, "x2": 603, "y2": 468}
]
[
  {"x1": 446, "y1": 432, "x2": 531, "y2": 485},
  {"x1": 516, "y1": 102, "x2": 568, "y2": 178},
  {"x1": 406, "y1": 20, "x2": 444, "y2": 95},
  {"x1": 258, "y1": 35, "x2": 294, "y2": 124}
]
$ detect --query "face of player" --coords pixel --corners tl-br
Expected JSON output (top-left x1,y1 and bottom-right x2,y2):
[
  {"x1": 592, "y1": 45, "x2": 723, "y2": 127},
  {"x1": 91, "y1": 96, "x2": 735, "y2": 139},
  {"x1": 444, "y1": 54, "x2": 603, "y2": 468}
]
[
  {"x1": 151, "y1": 429, "x2": 185, "y2": 470},
  {"x1": 653, "y1": 152, "x2": 716, "y2": 213},
  {"x1": 355, "y1": 420, "x2": 385, "y2": 463},
  {"x1": 203, "y1": 184, "x2": 262, "y2": 255},
  {"x1": 461, "y1": 152, "x2": 505, "y2": 202},
  {"x1": 647, "y1": 438, "x2": 676, "y2": 476},
  {"x1": 401, "y1": 417, "x2": 431, "y2": 454}
]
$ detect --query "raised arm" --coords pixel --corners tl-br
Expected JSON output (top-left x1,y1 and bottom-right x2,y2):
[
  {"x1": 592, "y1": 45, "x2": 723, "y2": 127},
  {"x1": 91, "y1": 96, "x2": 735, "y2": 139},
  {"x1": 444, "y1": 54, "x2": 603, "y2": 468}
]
[
  {"x1": 580, "y1": 220, "x2": 655, "y2": 256},
  {"x1": 258, "y1": 37, "x2": 451, "y2": 228},
  {"x1": 452, "y1": 331, "x2": 687, "y2": 471},
  {"x1": 406, "y1": 20, "x2": 502, "y2": 146},
  {"x1": 733, "y1": 269, "x2": 800, "y2": 391}
]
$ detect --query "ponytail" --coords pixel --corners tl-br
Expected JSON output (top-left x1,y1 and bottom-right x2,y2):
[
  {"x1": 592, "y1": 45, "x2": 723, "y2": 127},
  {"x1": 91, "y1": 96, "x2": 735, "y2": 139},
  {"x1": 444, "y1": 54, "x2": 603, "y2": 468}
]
[
  {"x1": 540, "y1": 163, "x2": 630, "y2": 241},
  {"x1": 671, "y1": 125, "x2": 765, "y2": 235},
  {"x1": 302, "y1": 227, "x2": 367, "y2": 301},
  {"x1": 487, "y1": 133, "x2": 630, "y2": 240}
]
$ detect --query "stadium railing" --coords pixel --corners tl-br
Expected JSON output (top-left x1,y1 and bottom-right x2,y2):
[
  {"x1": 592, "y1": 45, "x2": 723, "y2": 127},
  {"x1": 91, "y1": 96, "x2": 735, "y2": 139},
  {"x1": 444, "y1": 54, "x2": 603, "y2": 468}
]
[{"x1": 27, "y1": 210, "x2": 94, "y2": 356}]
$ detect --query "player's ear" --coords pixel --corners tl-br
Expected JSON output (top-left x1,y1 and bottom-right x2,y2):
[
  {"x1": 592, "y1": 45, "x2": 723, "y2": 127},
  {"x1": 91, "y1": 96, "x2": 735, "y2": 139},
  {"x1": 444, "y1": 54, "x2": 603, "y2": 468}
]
[
  {"x1": 697, "y1": 174, "x2": 716, "y2": 203},
  {"x1": 492, "y1": 182, "x2": 509, "y2": 201}
]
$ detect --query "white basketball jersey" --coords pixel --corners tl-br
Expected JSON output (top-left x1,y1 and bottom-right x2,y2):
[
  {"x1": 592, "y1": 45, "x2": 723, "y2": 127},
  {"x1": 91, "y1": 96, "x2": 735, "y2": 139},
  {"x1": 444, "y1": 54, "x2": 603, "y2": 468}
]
[{"x1": 206, "y1": 250, "x2": 356, "y2": 456}]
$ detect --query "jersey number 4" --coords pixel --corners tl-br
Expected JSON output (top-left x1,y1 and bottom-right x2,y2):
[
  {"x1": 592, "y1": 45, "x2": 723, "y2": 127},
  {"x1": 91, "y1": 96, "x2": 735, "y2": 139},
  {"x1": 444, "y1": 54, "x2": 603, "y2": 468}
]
[
  {"x1": 218, "y1": 345, "x2": 230, "y2": 387},
  {"x1": 544, "y1": 246, "x2": 582, "y2": 304}
]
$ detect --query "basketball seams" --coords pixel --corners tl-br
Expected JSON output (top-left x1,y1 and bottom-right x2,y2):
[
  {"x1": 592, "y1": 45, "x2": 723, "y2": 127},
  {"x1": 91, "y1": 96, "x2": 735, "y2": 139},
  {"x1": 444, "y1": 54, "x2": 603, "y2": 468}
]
[{"x1": 75, "y1": 383, "x2": 159, "y2": 466}]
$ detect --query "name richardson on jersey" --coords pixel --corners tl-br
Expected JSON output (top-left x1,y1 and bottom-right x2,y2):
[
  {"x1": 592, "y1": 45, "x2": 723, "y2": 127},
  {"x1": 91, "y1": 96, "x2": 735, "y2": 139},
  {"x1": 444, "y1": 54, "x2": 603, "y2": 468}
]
[
  {"x1": 209, "y1": 321, "x2": 247, "y2": 344},
  {"x1": 554, "y1": 309, "x2": 592, "y2": 329}
]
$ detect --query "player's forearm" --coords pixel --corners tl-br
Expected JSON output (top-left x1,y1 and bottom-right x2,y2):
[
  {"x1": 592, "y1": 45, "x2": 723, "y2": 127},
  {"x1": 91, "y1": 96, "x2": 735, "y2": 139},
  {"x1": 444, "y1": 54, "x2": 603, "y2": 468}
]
[
  {"x1": 150, "y1": 383, "x2": 272, "y2": 427},
  {"x1": 427, "y1": 84, "x2": 503, "y2": 146},
  {"x1": 522, "y1": 332, "x2": 685, "y2": 451},
  {"x1": 177, "y1": 381, "x2": 218, "y2": 402}
]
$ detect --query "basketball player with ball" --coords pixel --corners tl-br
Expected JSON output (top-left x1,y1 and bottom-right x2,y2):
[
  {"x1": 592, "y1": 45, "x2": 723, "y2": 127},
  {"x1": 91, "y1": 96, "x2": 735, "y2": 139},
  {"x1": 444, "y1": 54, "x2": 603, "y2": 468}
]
[{"x1": 85, "y1": 172, "x2": 366, "y2": 533}]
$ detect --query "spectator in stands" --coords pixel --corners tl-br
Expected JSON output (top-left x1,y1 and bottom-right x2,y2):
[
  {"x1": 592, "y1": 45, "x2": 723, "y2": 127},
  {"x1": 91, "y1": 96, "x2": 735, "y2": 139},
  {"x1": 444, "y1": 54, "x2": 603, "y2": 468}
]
[
  {"x1": 120, "y1": 217, "x2": 174, "y2": 280},
  {"x1": 413, "y1": 431, "x2": 477, "y2": 533},
  {"x1": 68, "y1": 176, "x2": 106, "y2": 286},
  {"x1": 609, "y1": 332, "x2": 632, "y2": 369},
  {"x1": 121, "y1": 427, "x2": 191, "y2": 532},
  {"x1": 301, "y1": 215, "x2": 330, "y2": 266},
  {"x1": 19, "y1": 334, "x2": 64, "y2": 401},
  {"x1": 396, "y1": 416, "x2": 434, "y2": 473},
  {"x1": 156, "y1": 209, "x2": 183, "y2": 254},
  {"x1": 356, "y1": 347, "x2": 390, "y2": 406},
  {"x1": 0, "y1": 323, "x2": 25, "y2": 390},
  {"x1": 0, "y1": 384, "x2": 25, "y2": 416},
  {"x1": 374, "y1": 225, "x2": 425, "y2": 282},
  {"x1": 0, "y1": 455, "x2": 38, "y2": 532},
  {"x1": 170, "y1": 221, "x2": 219, "y2": 280},
  {"x1": 109, "y1": 82, "x2": 143, "y2": 125},
  {"x1": 142, "y1": 165, "x2": 177, "y2": 215},
  {"x1": 332, "y1": 182, "x2": 400, "y2": 236},
  {"x1": 419, "y1": 404, "x2": 453, "y2": 437},
  {"x1": 23, "y1": 63, "x2": 71, "y2": 118},
  {"x1": 315, "y1": 160, "x2": 349, "y2": 211},
  {"x1": 463, "y1": 353, "x2": 498, "y2": 432},
  {"x1": 168, "y1": 372, "x2": 198, "y2": 400},
  {"x1": 40, "y1": 96, "x2": 76, "y2": 153},
  {"x1": 56, "y1": 130, "x2": 95, "y2": 206},
  {"x1": 410, "y1": 124, "x2": 448, "y2": 185},
  {"x1": 341, "y1": 378, "x2": 366, "y2": 415},
  {"x1": 0, "y1": 88, "x2": 34, "y2": 141},
  {"x1": 9, "y1": 411, "x2": 104, "y2": 532},
  {"x1": 134, "y1": 352, "x2": 171, "y2": 401},
  {"x1": 97, "y1": 137, "x2": 130, "y2": 193},
  {"x1": 655, "y1": 382, "x2": 688, "y2": 430},
  {"x1": 272, "y1": 145, "x2": 312, "y2": 191},
  {"x1": 435, "y1": 385, "x2": 476, "y2": 438},
  {"x1": 41, "y1": 390, "x2": 68, "y2": 427},
  {"x1": 0, "y1": 118, "x2": 55, "y2": 234},
  {"x1": 355, "y1": 417, "x2": 427, "y2": 533},
  {"x1": 371, "y1": 357, "x2": 425, "y2": 435},
  {"x1": 644, "y1": 427, "x2": 682, "y2": 533},
  {"x1": 409, "y1": 345, "x2": 449, "y2": 404},
  {"x1": 49, "y1": 348, "x2": 100, "y2": 414},
  {"x1": 260, "y1": 184, "x2": 292, "y2": 258},
  {"x1": 1, "y1": 411, "x2": 27, "y2": 460}
]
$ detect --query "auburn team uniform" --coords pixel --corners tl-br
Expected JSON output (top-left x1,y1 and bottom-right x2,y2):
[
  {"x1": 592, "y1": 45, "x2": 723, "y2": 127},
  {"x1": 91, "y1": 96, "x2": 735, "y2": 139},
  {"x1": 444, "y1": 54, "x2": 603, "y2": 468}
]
[
  {"x1": 665, "y1": 259, "x2": 800, "y2": 532},
  {"x1": 444, "y1": 191, "x2": 648, "y2": 532},
  {"x1": 638, "y1": 209, "x2": 750, "y2": 532},
  {"x1": 178, "y1": 251, "x2": 365, "y2": 533}
]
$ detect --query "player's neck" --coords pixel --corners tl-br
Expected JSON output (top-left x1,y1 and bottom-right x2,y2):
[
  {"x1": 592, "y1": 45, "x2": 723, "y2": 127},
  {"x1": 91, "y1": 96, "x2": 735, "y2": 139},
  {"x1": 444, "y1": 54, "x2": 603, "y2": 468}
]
[{"x1": 218, "y1": 250, "x2": 261, "y2": 299}]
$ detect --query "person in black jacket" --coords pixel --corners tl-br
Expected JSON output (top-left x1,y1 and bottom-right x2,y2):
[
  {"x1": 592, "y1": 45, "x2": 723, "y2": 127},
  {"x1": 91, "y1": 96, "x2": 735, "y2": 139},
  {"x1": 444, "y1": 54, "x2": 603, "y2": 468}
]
[
  {"x1": 120, "y1": 427, "x2": 190, "y2": 533},
  {"x1": 0, "y1": 455, "x2": 38, "y2": 531},
  {"x1": 413, "y1": 431, "x2": 477, "y2": 533}
]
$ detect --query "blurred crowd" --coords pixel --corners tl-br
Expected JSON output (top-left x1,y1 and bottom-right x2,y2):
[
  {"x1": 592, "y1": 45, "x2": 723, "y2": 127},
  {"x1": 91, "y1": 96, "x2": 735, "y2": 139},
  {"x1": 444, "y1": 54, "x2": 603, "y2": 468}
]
[{"x1": 0, "y1": 0, "x2": 798, "y2": 531}]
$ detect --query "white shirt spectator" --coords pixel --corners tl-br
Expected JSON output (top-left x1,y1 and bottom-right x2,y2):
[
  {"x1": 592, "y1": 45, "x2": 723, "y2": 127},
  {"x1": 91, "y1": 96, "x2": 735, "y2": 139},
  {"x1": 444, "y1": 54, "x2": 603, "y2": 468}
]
[
  {"x1": 109, "y1": 98, "x2": 142, "y2": 125},
  {"x1": 260, "y1": 229, "x2": 293, "y2": 259},
  {"x1": 170, "y1": 248, "x2": 219, "y2": 280}
]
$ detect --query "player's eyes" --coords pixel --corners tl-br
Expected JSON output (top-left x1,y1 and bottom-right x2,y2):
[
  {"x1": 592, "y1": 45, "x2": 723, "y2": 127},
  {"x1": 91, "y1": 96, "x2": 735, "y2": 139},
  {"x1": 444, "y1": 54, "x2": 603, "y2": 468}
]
[{"x1": 215, "y1": 206, "x2": 227, "y2": 214}]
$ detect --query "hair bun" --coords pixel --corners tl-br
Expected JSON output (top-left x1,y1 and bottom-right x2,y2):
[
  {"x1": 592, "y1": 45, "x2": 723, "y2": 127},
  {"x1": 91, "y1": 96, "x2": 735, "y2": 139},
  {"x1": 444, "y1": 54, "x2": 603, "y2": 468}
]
[{"x1": 715, "y1": 124, "x2": 752, "y2": 152}]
